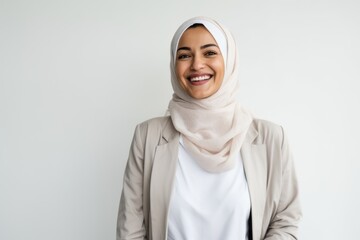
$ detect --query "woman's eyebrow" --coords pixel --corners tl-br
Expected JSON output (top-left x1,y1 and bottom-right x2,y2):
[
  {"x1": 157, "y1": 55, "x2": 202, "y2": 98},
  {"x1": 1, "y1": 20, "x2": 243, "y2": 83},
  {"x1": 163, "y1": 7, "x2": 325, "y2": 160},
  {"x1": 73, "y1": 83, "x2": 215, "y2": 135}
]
[
  {"x1": 177, "y1": 43, "x2": 219, "y2": 52},
  {"x1": 177, "y1": 46, "x2": 191, "y2": 52},
  {"x1": 200, "y1": 43, "x2": 219, "y2": 49}
]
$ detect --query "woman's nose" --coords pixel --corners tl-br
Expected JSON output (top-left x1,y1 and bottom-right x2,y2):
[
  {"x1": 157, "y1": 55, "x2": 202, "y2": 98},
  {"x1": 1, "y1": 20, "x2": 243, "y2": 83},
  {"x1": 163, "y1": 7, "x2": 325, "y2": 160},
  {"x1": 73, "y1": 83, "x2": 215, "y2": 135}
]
[{"x1": 190, "y1": 55, "x2": 204, "y2": 70}]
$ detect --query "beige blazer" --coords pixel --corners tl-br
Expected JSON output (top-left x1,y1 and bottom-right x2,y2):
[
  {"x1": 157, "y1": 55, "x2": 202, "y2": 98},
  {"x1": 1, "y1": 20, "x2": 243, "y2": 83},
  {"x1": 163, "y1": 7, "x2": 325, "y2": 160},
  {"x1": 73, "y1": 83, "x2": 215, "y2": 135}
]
[{"x1": 117, "y1": 116, "x2": 301, "y2": 240}]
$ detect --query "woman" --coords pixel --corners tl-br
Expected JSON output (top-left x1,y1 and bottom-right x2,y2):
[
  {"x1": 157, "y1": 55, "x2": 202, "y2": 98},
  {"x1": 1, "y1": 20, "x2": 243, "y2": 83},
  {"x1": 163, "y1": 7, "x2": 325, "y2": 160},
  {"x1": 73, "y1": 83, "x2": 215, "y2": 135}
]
[{"x1": 117, "y1": 16, "x2": 301, "y2": 240}]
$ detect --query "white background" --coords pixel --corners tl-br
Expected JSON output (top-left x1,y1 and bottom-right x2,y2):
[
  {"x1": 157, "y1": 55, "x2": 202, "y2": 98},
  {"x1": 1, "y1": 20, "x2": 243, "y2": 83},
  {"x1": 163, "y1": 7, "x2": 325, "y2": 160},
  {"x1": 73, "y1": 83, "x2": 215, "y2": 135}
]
[{"x1": 1, "y1": 0, "x2": 359, "y2": 239}]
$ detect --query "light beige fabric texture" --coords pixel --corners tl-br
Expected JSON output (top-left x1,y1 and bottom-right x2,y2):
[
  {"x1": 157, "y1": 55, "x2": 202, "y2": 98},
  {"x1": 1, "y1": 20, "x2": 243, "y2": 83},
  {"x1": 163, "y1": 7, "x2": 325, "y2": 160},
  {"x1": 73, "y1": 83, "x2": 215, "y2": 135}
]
[{"x1": 117, "y1": 116, "x2": 302, "y2": 240}]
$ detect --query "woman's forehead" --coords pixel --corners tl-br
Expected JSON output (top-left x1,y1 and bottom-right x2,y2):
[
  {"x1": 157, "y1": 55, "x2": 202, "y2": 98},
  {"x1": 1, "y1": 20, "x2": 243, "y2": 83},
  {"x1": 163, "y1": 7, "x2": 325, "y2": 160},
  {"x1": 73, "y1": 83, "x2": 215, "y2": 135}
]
[{"x1": 177, "y1": 26, "x2": 218, "y2": 48}]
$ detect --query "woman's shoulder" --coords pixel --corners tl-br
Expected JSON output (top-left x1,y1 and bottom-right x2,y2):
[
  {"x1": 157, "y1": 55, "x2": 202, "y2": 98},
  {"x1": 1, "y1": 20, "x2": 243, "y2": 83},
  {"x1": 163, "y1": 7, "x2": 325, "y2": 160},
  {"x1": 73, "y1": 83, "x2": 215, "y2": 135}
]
[
  {"x1": 252, "y1": 118, "x2": 282, "y2": 131},
  {"x1": 251, "y1": 118, "x2": 285, "y2": 145},
  {"x1": 137, "y1": 116, "x2": 172, "y2": 129},
  {"x1": 134, "y1": 116, "x2": 175, "y2": 138}
]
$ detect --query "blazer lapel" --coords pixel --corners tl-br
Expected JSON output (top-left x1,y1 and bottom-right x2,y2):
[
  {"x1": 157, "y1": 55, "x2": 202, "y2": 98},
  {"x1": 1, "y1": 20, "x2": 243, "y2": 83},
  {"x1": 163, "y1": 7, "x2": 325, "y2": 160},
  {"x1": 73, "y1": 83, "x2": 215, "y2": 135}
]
[
  {"x1": 149, "y1": 119, "x2": 179, "y2": 240},
  {"x1": 241, "y1": 123, "x2": 267, "y2": 240}
]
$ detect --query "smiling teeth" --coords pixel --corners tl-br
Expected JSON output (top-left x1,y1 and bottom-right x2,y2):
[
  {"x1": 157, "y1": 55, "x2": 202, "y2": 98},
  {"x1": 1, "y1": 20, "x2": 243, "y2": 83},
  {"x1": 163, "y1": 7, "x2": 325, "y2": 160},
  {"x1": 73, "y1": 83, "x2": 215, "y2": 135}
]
[{"x1": 190, "y1": 75, "x2": 211, "y2": 82}]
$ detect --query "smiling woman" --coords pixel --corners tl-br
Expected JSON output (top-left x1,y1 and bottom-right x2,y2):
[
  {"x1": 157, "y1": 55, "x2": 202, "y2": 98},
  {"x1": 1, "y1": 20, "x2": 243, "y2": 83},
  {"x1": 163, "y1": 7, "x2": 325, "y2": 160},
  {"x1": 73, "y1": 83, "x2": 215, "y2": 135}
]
[{"x1": 117, "y1": 16, "x2": 301, "y2": 240}]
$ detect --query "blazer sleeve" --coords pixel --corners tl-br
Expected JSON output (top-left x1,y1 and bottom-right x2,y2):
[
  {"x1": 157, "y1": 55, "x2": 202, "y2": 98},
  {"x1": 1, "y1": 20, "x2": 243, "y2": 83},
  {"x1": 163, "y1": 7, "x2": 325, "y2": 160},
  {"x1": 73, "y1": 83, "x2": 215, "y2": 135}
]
[
  {"x1": 117, "y1": 124, "x2": 147, "y2": 240},
  {"x1": 264, "y1": 127, "x2": 302, "y2": 240}
]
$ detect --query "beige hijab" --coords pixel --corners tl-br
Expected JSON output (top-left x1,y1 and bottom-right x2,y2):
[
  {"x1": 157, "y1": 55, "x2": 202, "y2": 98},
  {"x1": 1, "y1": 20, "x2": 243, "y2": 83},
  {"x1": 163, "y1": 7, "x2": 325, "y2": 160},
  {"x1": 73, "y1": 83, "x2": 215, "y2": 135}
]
[{"x1": 168, "y1": 17, "x2": 253, "y2": 173}]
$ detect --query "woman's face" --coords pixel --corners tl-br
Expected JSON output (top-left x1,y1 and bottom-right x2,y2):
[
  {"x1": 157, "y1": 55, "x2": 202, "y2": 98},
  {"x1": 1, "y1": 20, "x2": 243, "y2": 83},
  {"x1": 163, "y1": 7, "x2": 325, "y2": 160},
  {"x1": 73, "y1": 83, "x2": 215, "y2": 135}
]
[{"x1": 175, "y1": 26, "x2": 225, "y2": 99}]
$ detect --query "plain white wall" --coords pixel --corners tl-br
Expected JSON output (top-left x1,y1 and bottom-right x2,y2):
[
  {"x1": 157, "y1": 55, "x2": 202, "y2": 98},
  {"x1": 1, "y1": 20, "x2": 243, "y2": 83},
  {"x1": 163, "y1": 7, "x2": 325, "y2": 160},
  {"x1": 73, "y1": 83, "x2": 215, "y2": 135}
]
[{"x1": 1, "y1": 0, "x2": 359, "y2": 239}]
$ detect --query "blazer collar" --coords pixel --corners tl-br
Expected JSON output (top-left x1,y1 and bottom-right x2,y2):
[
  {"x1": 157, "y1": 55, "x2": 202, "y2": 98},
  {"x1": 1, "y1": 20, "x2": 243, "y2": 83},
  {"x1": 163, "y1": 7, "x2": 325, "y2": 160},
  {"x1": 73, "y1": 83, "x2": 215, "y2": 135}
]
[
  {"x1": 160, "y1": 116, "x2": 178, "y2": 144},
  {"x1": 244, "y1": 120, "x2": 259, "y2": 145}
]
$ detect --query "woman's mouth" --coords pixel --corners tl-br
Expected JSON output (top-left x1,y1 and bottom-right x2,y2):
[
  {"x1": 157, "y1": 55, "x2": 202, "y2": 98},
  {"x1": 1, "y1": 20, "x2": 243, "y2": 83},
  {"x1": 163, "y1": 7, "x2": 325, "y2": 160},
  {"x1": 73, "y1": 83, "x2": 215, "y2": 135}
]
[{"x1": 187, "y1": 74, "x2": 212, "y2": 85}]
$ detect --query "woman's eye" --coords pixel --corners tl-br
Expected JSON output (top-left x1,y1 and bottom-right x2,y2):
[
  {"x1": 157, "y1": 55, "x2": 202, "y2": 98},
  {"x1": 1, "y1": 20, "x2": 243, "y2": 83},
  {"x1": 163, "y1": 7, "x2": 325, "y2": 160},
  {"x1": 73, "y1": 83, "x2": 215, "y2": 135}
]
[
  {"x1": 177, "y1": 54, "x2": 190, "y2": 60},
  {"x1": 205, "y1": 51, "x2": 217, "y2": 56}
]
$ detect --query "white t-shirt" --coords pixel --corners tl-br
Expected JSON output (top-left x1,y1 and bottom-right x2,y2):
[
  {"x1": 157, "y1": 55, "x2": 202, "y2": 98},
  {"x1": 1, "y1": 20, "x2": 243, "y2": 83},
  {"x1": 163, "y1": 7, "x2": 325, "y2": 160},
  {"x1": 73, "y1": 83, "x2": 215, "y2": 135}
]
[{"x1": 167, "y1": 137, "x2": 251, "y2": 240}]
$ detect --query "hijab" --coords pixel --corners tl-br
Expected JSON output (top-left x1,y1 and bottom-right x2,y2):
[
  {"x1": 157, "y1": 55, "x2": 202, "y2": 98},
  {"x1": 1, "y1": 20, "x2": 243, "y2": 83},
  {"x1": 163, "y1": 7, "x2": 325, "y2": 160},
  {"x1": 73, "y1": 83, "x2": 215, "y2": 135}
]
[{"x1": 168, "y1": 16, "x2": 253, "y2": 173}]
